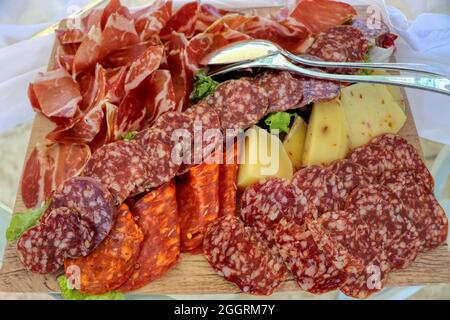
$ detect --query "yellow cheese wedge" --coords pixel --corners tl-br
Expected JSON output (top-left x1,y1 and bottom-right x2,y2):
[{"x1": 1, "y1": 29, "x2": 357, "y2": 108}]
[
  {"x1": 283, "y1": 116, "x2": 307, "y2": 171},
  {"x1": 340, "y1": 83, "x2": 407, "y2": 149},
  {"x1": 372, "y1": 70, "x2": 405, "y2": 111},
  {"x1": 302, "y1": 99, "x2": 350, "y2": 166},
  {"x1": 237, "y1": 126, "x2": 293, "y2": 189}
]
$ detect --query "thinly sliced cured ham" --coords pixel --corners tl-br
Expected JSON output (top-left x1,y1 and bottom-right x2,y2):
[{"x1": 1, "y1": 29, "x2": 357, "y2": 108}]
[
  {"x1": 167, "y1": 32, "x2": 196, "y2": 112},
  {"x1": 145, "y1": 70, "x2": 176, "y2": 124},
  {"x1": 289, "y1": 0, "x2": 357, "y2": 34},
  {"x1": 195, "y1": 4, "x2": 234, "y2": 34},
  {"x1": 28, "y1": 68, "x2": 82, "y2": 121},
  {"x1": 72, "y1": 24, "x2": 102, "y2": 77},
  {"x1": 159, "y1": 2, "x2": 200, "y2": 40},
  {"x1": 134, "y1": 0, "x2": 172, "y2": 41},
  {"x1": 102, "y1": 39, "x2": 162, "y2": 68},
  {"x1": 21, "y1": 143, "x2": 91, "y2": 209},
  {"x1": 105, "y1": 66, "x2": 127, "y2": 104},
  {"x1": 124, "y1": 44, "x2": 164, "y2": 93}
]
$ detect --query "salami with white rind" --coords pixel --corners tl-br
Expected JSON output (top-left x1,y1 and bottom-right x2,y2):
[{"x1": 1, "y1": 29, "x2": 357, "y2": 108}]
[{"x1": 47, "y1": 176, "x2": 116, "y2": 246}]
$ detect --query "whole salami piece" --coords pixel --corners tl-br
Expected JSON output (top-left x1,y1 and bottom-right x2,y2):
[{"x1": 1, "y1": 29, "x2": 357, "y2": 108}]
[
  {"x1": 274, "y1": 215, "x2": 347, "y2": 294},
  {"x1": 177, "y1": 162, "x2": 220, "y2": 252},
  {"x1": 205, "y1": 78, "x2": 268, "y2": 135},
  {"x1": 135, "y1": 128, "x2": 182, "y2": 187},
  {"x1": 292, "y1": 165, "x2": 347, "y2": 215},
  {"x1": 371, "y1": 134, "x2": 434, "y2": 191},
  {"x1": 46, "y1": 176, "x2": 116, "y2": 247},
  {"x1": 306, "y1": 26, "x2": 369, "y2": 63},
  {"x1": 82, "y1": 140, "x2": 153, "y2": 203},
  {"x1": 254, "y1": 71, "x2": 303, "y2": 113},
  {"x1": 17, "y1": 207, "x2": 95, "y2": 274},
  {"x1": 120, "y1": 181, "x2": 180, "y2": 292},
  {"x1": 203, "y1": 215, "x2": 287, "y2": 295},
  {"x1": 65, "y1": 204, "x2": 144, "y2": 294},
  {"x1": 380, "y1": 169, "x2": 448, "y2": 251},
  {"x1": 328, "y1": 159, "x2": 376, "y2": 194},
  {"x1": 345, "y1": 185, "x2": 420, "y2": 270},
  {"x1": 240, "y1": 178, "x2": 317, "y2": 251}
]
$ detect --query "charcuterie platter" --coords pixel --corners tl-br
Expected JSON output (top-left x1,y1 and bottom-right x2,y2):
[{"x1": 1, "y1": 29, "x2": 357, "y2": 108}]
[{"x1": 1, "y1": 0, "x2": 450, "y2": 298}]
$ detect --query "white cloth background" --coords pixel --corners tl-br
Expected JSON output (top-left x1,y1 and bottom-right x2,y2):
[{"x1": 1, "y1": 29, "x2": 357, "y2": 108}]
[{"x1": 0, "y1": 0, "x2": 449, "y2": 144}]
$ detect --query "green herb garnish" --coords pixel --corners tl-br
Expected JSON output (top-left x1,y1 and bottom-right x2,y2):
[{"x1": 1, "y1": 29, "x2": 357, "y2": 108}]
[
  {"x1": 264, "y1": 112, "x2": 294, "y2": 134},
  {"x1": 58, "y1": 276, "x2": 124, "y2": 300},
  {"x1": 123, "y1": 131, "x2": 138, "y2": 141},
  {"x1": 190, "y1": 69, "x2": 219, "y2": 102},
  {"x1": 360, "y1": 53, "x2": 372, "y2": 75},
  {"x1": 6, "y1": 200, "x2": 49, "y2": 241}
]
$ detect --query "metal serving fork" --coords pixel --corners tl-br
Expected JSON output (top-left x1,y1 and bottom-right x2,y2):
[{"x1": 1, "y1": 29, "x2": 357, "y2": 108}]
[
  {"x1": 205, "y1": 40, "x2": 448, "y2": 77},
  {"x1": 208, "y1": 53, "x2": 450, "y2": 96}
]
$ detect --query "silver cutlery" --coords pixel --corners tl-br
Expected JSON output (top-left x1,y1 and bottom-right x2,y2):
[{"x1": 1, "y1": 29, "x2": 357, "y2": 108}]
[
  {"x1": 205, "y1": 40, "x2": 448, "y2": 77},
  {"x1": 208, "y1": 53, "x2": 450, "y2": 96}
]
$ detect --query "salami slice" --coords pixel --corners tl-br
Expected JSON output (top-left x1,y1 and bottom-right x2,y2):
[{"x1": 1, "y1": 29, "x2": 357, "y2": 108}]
[
  {"x1": 254, "y1": 71, "x2": 303, "y2": 113},
  {"x1": 292, "y1": 165, "x2": 347, "y2": 215},
  {"x1": 203, "y1": 215, "x2": 287, "y2": 295},
  {"x1": 380, "y1": 170, "x2": 448, "y2": 251},
  {"x1": 240, "y1": 178, "x2": 317, "y2": 251},
  {"x1": 370, "y1": 134, "x2": 434, "y2": 191},
  {"x1": 17, "y1": 207, "x2": 95, "y2": 274},
  {"x1": 306, "y1": 26, "x2": 369, "y2": 63},
  {"x1": 351, "y1": 18, "x2": 389, "y2": 47},
  {"x1": 153, "y1": 111, "x2": 194, "y2": 173},
  {"x1": 345, "y1": 185, "x2": 420, "y2": 270},
  {"x1": 46, "y1": 176, "x2": 116, "y2": 247},
  {"x1": 64, "y1": 204, "x2": 144, "y2": 294},
  {"x1": 328, "y1": 159, "x2": 376, "y2": 194},
  {"x1": 306, "y1": 210, "x2": 390, "y2": 299},
  {"x1": 82, "y1": 140, "x2": 153, "y2": 203},
  {"x1": 135, "y1": 128, "x2": 182, "y2": 187},
  {"x1": 274, "y1": 216, "x2": 346, "y2": 294},
  {"x1": 119, "y1": 181, "x2": 180, "y2": 291},
  {"x1": 205, "y1": 79, "x2": 269, "y2": 135},
  {"x1": 348, "y1": 143, "x2": 399, "y2": 177},
  {"x1": 297, "y1": 77, "x2": 341, "y2": 106},
  {"x1": 177, "y1": 162, "x2": 220, "y2": 252}
]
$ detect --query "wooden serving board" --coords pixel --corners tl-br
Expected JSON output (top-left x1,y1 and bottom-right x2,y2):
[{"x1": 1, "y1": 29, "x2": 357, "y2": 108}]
[{"x1": 1, "y1": 5, "x2": 449, "y2": 296}]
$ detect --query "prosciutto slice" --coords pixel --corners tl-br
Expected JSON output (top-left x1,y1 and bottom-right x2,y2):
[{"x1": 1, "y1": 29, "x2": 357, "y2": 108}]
[
  {"x1": 21, "y1": 143, "x2": 91, "y2": 209},
  {"x1": 159, "y1": 2, "x2": 200, "y2": 40},
  {"x1": 28, "y1": 68, "x2": 82, "y2": 121},
  {"x1": 134, "y1": 0, "x2": 172, "y2": 41}
]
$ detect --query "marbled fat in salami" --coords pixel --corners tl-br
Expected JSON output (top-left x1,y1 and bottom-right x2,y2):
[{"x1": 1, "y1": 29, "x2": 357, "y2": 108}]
[
  {"x1": 205, "y1": 79, "x2": 268, "y2": 135},
  {"x1": 371, "y1": 134, "x2": 434, "y2": 191},
  {"x1": 119, "y1": 181, "x2": 180, "y2": 291},
  {"x1": 204, "y1": 215, "x2": 287, "y2": 295},
  {"x1": 17, "y1": 207, "x2": 95, "y2": 274},
  {"x1": 274, "y1": 216, "x2": 346, "y2": 294},
  {"x1": 328, "y1": 159, "x2": 376, "y2": 194},
  {"x1": 351, "y1": 18, "x2": 389, "y2": 47},
  {"x1": 82, "y1": 140, "x2": 153, "y2": 203},
  {"x1": 380, "y1": 170, "x2": 448, "y2": 251},
  {"x1": 135, "y1": 128, "x2": 181, "y2": 187},
  {"x1": 348, "y1": 143, "x2": 399, "y2": 177},
  {"x1": 345, "y1": 185, "x2": 420, "y2": 270},
  {"x1": 292, "y1": 165, "x2": 347, "y2": 215},
  {"x1": 254, "y1": 71, "x2": 303, "y2": 113},
  {"x1": 240, "y1": 178, "x2": 317, "y2": 251},
  {"x1": 47, "y1": 176, "x2": 116, "y2": 246},
  {"x1": 297, "y1": 77, "x2": 341, "y2": 106},
  {"x1": 64, "y1": 204, "x2": 144, "y2": 294}
]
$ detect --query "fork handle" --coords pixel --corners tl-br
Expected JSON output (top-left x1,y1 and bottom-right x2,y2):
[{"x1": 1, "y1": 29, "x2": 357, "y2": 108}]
[
  {"x1": 285, "y1": 52, "x2": 448, "y2": 77},
  {"x1": 210, "y1": 54, "x2": 450, "y2": 96}
]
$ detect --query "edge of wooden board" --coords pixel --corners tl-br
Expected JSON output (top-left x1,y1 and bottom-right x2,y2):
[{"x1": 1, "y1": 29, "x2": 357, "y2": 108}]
[{"x1": 1, "y1": 5, "x2": 449, "y2": 295}]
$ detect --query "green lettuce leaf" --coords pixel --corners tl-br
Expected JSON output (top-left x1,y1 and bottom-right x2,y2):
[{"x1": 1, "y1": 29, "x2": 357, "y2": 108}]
[
  {"x1": 6, "y1": 201, "x2": 49, "y2": 241},
  {"x1": 58, "y1": 276, "x2": 124, "y2": 300},
  {"x1": 190, "y1": 69, "x2": 218, "y2": 102},
  {"x1": 264, "y1": 112, "x2": 294, "y2": 134},
  {"x1": 123, "y1": 131, "x2": 138, "y2": 141},
  {"x1": 360, "y1": 53, "x2": 372, "y2": 75}
]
